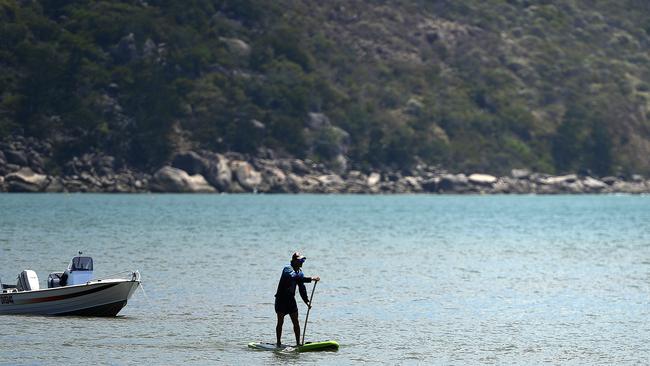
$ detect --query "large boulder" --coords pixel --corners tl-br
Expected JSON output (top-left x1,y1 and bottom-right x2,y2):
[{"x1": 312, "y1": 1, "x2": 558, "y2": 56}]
[
  {"x1": 421, "y1": 177, "x2": 440, "y2": 192},
  {"x1": 631, "y1": 174, "x2": 645, "y2": 183},
  {"x1": 511, "y1": 168, "x2": 531, "y2": 180},
  {"x1": 286, "y1": 173, "x2": 303, "y2": 193},
  {"x1": 93, "y1": 155, "x2": 116, "y2": 176},
  {"x1": 231, "y1": 160, "x2": 262, "y2": 192},
  {"x1": 401, "y1": 176, "x2": 422, "y2": 192},
  {"x1": 204, "y1": 153, "x2": 232, "y2": 192},
  {"x1": 220, "y1": 37, "x2": 251, "y2": 57},
  {"x1": 80, "y1": 171, "x2": 103, "y2": 191},
  {"x1": 317, "y1": 174, "x2": 345, "y2": 192},
  {"x1": 346, "y1": 170, "x2": 366, "y2": 182},
  {"x1": 539, "y1": 174, "x2": 577, "y2": 185},
  {"x1": 63, "y1": 178, "x2": 89, "y2": 193},
  {"x1": 5, "y1": 167, "x2": 49, "y2": 192},
  {"x1": 468, "y1": 173, "x2": 497, "y2": 186},
  {"x1": 343, "y1": 171, "x2": 369, "y2": 193},
  {"x1": 307, "y1": 112, "x2": 331, "y2": 129},
  {"x1": 498, "y1": 177, "x2": 534, "y2": 194},
  {"x1": 582, "y1": 176, "x2": 608, "y2": 191},
  {"x1": 290, "y1": 159, "x2": 311, "y2": 175},
  {"x1": 601, "y1": 176, "x2": 619, "y2": 186},
  {"x1": 112, "y1": 173, "x2": 136, "y2": 193},
  {"x1": 611, "y1": 181, "x2": 647, "y2": 194},
  {"x1": 565, "y1": 180, "x2": 586, "y2": 194},
  {"x1": 317, "y1": 174, "x2": 344, "y2": 187},
  {"x1": 288, "y1": 173, "x2": 321, "y2": 193},
  {"x1": 4, "y1": 149, "x2": 28, "y2": 166},
  {"x1": 438, "y1": 174, "x2": 469, "y2": 192},
  {"x1": 150, "y1": 166, "x2": 216, "y2": 193},
  {"x1": 261, "y1": 166, "x2": 288, "y2": 193},
  {"x1": 367, "y1": 172, "x2": 382, "y2": 186},
  {"x1": 45, "y1": 177, "x2": 66, "y2": 193},
  {"x1": 113, "y1": 33, "x2": 138, "y2": 63},
  {"x1": 492, "y1": 177, "x2": 513, "y2": 193},
  {"x1": 171, "y1": 151, "x2": 209, "y2": 176},
  {"x1": 142, "y1": 38, "x2": 166, "y2": 64},
  {"x1": 27, "y1": 152, "x2": 45, "y2": 173}
]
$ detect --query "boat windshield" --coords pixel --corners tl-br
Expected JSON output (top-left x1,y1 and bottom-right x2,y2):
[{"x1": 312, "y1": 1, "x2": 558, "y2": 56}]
[{"x1": 71, "y1": 257, "x2": 93, "y2": 271}]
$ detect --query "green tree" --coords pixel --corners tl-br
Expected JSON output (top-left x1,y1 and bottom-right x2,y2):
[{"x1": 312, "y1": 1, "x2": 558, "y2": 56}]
[
  {"x1": 585, "y1": 121, "x2": 613, "y2": 176},
  {"x1": 121, "y1": 62, "x2": 179, "y2": 167},
  {"x1": 552, "y1": 103, "x2": 588, "y2": 173}
]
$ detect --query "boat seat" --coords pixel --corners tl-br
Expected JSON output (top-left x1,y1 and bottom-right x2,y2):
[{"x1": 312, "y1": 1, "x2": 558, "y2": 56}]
[{"x1": 59, "y1": 272, "x2": 68, "y2": 286}]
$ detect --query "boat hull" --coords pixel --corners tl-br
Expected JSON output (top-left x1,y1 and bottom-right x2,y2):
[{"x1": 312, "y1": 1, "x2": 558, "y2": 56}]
[{"x1": 0, "y1": 280, "x2": 140, "y2": 316}]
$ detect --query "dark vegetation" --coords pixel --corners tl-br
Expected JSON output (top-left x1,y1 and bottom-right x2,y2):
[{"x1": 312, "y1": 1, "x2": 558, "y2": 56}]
[{"x1": 2, "y1": 0, "x2": 650, "y2": 175}]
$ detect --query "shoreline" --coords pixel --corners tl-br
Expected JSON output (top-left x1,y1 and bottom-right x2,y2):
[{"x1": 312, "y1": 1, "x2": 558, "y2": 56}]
[{"x1": 1, "y1": 137, "x2": 649, "y2": 194}]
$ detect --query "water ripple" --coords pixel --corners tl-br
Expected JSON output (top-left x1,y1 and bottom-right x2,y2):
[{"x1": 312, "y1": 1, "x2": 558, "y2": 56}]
[{"x1": 0, "y1": 195, "x2": 648, "y2": 364}]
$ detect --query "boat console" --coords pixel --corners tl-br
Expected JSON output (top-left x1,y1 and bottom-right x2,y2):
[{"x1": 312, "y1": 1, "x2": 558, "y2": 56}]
[{"x1": 49, "y1": 255, "x2": 94, "y2": 288}]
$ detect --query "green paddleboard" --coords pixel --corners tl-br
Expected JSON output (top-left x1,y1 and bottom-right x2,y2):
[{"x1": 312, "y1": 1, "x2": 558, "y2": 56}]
[{"x1": 248, "y1": 340, "x2": 339, "y2": 352}]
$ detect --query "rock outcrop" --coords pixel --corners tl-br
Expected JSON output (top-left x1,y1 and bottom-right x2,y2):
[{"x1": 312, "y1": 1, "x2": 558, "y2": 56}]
[
  {"x1": 204, "y1": 153, "x2": 232, "y2": 192},
  {"x1": 5, "y1": 168, "x2": 49, "y2": 192},
  {"x1": 171, "y1": 151, "x2": 209, "y2": 176},
  {"x1": 150, "y1": 166, "x2": 216, "y2": 193},
  {"x1": 2, "y1": 135, "x2": 650, "y2": 195},
  {"x1": 231, "y1": 160, "x2": 262, "y2": 192}
]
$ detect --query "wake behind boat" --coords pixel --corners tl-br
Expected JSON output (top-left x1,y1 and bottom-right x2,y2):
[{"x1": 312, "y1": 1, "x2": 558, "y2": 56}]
[{"x1": 0, "y1": 254, "x2": 140, "y2": 316}]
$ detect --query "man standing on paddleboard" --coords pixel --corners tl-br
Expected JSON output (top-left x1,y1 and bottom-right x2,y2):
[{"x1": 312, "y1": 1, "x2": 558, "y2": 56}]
[{"x1": 275, "y1": 251, "x2": 319, "y2": 347}]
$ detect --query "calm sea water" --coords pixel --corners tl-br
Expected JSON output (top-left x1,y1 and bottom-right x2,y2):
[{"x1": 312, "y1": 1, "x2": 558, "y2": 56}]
[{"x1": 0, "y1": 194, "x2": 648, "y2": 365}]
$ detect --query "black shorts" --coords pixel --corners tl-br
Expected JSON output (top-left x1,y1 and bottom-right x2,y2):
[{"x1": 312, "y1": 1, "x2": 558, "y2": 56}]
[{"x1": 275, "y1": 296, "x2": 298, "y2": 315}]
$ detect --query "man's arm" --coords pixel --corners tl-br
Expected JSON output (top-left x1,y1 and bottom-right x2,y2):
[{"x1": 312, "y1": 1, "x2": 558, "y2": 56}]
[
  {"x1": 298, "y1": 275, "x2": 312, "y2": 283},
  {"x1": 298, "y1": 282, "x2": 309, "y2": 304}
]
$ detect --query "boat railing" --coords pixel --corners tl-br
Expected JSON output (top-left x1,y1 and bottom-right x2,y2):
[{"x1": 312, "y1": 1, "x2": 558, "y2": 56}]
[{"x1": 91, "y1": 270, "x2": 141, "y2": 283}]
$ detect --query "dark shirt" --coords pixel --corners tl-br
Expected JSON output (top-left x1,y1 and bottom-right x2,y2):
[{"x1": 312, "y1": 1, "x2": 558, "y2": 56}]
[{"x1": 275, "y1": 264, "x2": 312, "y2": 304}]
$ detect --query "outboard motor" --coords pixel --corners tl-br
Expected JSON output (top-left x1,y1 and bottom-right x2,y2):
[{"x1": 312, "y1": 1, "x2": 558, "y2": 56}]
[
  {"x1": 47, "y1": 272, "x2": 64, "y2": 288},
  {"x1": 16, "y1": 270, "x2": 39, "y2": 291},
  {"x1": 61, "y1": 256, "x2": 94, "y2": 286}
]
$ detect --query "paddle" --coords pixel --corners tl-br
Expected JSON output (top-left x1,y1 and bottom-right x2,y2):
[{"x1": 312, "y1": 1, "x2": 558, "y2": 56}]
[{"x1": 301, "y1": 280, "x2": 317, "y2": 345}]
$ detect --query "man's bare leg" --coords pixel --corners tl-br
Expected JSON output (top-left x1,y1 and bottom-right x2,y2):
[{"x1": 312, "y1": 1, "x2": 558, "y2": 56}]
[
  {"x1": 290, "y1": 311, "x2": 301, "y2": 345},
  {"x1": 276, "y1": 313, "x2": 285, "y2": 347}
]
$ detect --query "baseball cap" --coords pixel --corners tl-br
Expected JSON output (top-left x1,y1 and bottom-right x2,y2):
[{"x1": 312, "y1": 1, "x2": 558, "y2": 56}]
[{"x1": 292, "y1": 252, "x2": 306, "y2": 262}]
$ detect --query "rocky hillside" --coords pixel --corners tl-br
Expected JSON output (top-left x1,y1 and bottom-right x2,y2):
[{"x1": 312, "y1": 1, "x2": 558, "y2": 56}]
[{"x1": 2, "y1": 0, "x2": 650, "y2": 176}]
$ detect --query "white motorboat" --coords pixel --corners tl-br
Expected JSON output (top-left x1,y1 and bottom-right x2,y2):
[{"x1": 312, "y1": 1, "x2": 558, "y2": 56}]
[{"x1": 0, "y1": 254, "x2": 140, "y2": 316}]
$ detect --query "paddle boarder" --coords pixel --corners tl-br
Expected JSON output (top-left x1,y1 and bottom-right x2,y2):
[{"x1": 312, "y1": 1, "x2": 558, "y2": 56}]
[{"x1": 275, "y1": 251, "x2": 319, "y2": 347}]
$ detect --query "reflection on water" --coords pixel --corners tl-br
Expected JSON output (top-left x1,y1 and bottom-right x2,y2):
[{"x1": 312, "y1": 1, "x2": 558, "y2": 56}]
[{"x1": 0, "y1": 194, "x2": 649, "y2": 365}]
